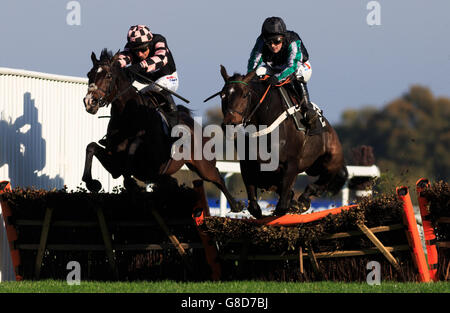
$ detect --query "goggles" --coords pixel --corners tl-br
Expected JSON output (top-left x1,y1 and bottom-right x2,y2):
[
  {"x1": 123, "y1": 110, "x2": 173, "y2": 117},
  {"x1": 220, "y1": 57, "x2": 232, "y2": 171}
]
[{"x1": 264, "y1": 36, "x2": 284, "y2": 46}]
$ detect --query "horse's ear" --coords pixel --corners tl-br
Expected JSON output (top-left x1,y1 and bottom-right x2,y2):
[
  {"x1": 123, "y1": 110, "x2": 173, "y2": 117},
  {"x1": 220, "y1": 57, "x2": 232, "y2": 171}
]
[
  {"x1": 91, "y1": 52, "x2": 98, "y2": 65},
  {"x1": 243, "y1": 70, "x2": 256, "y2": 84},
  {"x1": 220, "y1": 64, "x2": 229, "y2": 81}
]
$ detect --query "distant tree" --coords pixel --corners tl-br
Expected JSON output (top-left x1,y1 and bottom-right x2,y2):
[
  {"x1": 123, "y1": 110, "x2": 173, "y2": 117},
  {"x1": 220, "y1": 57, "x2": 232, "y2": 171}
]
[
  {"x1": 335, "y1": 85, "x2": 450, "y2": 185},
  {"x1": 204, "y1": 107, "x2": 223, "y2": 126}
]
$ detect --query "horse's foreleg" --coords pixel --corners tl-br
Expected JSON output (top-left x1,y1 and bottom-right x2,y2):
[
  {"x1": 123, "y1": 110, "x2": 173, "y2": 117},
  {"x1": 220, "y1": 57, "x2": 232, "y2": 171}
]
[
  {"x1": 82, "y1": 142, "x2": 103, "y2": 192},
  {"x1": 187, "y1": 160, "x2": 244, "y2": 214},
  {"x1": 240, "y1": 160, "x2": 262, "y2": 219},
  {"x1": 82, "y1": 142, "x2": 121, "y2": 192}
]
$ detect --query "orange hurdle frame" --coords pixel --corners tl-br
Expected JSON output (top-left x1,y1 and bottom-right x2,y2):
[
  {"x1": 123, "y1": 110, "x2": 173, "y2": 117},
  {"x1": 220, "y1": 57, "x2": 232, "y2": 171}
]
[
  {"x1": 397, "y1": 186, "x2": 431, "y2": 282},
  {"x1": 0, "y1": 181, "x2": 23, "y2": 281},
  {"x1": 254, "y1": 204, "x2": 359, "y2": 226},
  {"x1": 416, "y1": 178, "x2": 439, "y2": 281},
  {"x1": 192, "y1": 180, "x2": 221, "y2": 281}
]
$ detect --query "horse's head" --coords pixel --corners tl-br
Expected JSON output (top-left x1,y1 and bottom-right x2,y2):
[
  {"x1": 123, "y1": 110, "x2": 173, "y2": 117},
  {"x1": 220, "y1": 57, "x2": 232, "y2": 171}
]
[
  {"x1": 83, "y1": 49, "x2": 122, "y2": 114},
  {"x1": 219, "y1": 65, "x2": 256, "y2": 128}
]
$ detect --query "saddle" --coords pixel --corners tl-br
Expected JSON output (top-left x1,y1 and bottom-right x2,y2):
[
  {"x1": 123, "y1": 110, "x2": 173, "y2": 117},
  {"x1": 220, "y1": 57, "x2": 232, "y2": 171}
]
[
  {"x1": 138, "y1": 90, "x2": 176, "y2": 134},
  {"x1": 278, "y1": 84, "x2": 327, "y2": 136},
  {"x1": 98, "y1": 91, "x2": 174, "y2": 148}
]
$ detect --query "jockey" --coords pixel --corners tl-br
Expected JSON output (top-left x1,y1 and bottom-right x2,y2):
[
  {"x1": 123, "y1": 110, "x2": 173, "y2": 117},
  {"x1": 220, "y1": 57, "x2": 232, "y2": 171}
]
[
  {"x1": 117, "y1": 25, "x2": 179, "y2": 126},
  {"x1": 247, "y1": 17, "x2": 318, "y2": 128}
]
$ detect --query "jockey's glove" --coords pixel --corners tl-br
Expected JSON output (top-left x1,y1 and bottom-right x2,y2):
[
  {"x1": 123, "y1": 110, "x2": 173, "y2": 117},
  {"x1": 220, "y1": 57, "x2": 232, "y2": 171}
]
[{"x1": 267, "y1": 75, "x2": 279, "y2": 86}]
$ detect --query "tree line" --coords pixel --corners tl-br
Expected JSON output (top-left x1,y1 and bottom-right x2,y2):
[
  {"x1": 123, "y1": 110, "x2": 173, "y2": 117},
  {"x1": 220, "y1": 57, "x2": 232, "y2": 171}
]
[{"x1": 335, "y1": 85, "x2": 450, "y2": 186}]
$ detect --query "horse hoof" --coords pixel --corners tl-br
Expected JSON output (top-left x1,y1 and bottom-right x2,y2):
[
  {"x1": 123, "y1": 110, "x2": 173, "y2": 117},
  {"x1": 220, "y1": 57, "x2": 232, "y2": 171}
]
[
  {"x1": 247, "y1": 203, "x2": 262, "y2": 219},
  {"x1": 297, "y1": 196, "x2": 311, "y2": 211},
  {"x1": 86, "y1": 180, "x2": 102, "y2": 193},
  {"x1": 290, "y1": 200, "x2": 308, "y2": 214},
  {"x1": 273, "y1": 206, "x2": 288, "y2": 216},
  {"x1": 230, "y1": 200, "x2": 245, "y2": 213}
]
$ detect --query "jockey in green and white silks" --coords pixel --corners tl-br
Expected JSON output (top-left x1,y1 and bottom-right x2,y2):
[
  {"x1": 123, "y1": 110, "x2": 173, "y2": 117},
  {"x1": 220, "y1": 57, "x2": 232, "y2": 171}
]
[{"x1": 247, "y1": 17, "x2": 318, "y2": 127}]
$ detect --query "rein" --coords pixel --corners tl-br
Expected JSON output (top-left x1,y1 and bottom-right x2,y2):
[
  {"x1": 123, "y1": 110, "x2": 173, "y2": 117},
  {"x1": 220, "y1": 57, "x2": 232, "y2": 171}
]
[
  {"x1": 240, "y1": 77, "x2": 291, "y2": 124},
  {"x1": 244, "y1": 84, "x2": 271, "y2": 124}
]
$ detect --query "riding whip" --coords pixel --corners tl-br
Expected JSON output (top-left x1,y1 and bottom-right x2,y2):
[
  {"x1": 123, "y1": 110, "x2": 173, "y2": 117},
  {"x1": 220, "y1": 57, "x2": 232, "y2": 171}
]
[
  {"x1": 129, "y1": 69, "x2": 190, "y2": 104},
  {"x1": 203, "y1": 91, "x2": 221, "y2": 103}
]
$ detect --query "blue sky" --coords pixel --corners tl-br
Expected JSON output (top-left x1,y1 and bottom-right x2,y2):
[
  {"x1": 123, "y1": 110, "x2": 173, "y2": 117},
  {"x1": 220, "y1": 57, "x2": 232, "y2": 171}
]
[{"x1": 1, "y1": 0, "x2": 449, "y2": 124}]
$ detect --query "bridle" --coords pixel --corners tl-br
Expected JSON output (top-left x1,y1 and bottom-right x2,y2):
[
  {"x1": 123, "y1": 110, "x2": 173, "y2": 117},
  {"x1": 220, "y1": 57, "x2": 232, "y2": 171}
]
[
  {"x1": 223, "y1": 80, "x2": 253, "y2": 124},
  {"x1": 223, "y1": 80, "x2": 270, "y2": 125},
  {"x1": 88, "y1": 62, "x2": 133, "y2": 108}
]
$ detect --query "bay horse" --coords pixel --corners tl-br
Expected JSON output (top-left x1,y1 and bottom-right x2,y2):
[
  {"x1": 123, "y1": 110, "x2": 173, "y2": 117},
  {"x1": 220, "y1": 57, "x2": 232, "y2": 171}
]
[
  {"x1": 81, "y1": 49, "x2": 243, "y2": 213},
  {"x1": 218, "y1": 65, "x2": 348, "y2": 218}
]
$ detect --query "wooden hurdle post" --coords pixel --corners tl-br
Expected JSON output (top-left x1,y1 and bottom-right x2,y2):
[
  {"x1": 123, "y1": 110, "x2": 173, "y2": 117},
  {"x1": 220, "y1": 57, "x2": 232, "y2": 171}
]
[
  {"x1": 356, "y1": 222, "x2": 401, "y2": 272},
  {"x1": 34, "y1": 207, "x2": 53, "y2": 279},
  {"x1": 145, "y1": 199, "x2": 194, "y2": 275},
  {"x1": 94, "y1": 206, "x2": 119, "y2": 280}
]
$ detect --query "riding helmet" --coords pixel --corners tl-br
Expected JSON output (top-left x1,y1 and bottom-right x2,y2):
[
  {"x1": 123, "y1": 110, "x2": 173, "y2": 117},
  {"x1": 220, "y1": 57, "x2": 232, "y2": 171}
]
[
  {"x1": 261, "y1": 17, "x2": 287, "y2": 39},
  {"x1": 127, "y1": 25, "x2": 153, "y2": 49}
]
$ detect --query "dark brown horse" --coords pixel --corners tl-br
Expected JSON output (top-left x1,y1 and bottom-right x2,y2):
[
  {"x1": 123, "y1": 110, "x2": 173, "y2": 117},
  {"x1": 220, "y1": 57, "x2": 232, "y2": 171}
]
[
  {"x1": 81, "y1": 49, "x2": 243, "y2": 213},
  {"x1": 219, "y1": 65, "x2": 348, "y2": 218}
]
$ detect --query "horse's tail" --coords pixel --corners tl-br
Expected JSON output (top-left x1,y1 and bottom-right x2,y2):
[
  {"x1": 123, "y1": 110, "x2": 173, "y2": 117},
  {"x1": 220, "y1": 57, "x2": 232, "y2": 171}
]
[{"x1": 328, "y1": 165, "x2": 349, "y2": 196}]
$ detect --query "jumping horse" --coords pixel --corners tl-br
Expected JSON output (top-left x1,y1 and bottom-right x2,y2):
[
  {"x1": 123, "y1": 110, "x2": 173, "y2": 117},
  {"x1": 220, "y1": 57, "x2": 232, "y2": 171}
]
[
  {"x1": 218, "y1": 65, "x2": 348, "y2": 218},
  {"x1": 81, "y1": 49, "x2": 243, "y2": 213}
]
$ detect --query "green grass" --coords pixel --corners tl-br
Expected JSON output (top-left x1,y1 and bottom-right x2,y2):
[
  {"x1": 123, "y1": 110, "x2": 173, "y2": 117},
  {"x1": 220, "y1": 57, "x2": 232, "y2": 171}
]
[{"x1": 0, "y1": 280, "x2": 449, "y2": 293}]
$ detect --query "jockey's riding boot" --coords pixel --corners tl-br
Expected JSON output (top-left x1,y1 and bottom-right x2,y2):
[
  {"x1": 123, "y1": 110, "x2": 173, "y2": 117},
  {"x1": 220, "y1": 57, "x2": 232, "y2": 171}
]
[
  {"x1": 161, "y1": 90, "x2": 179, "y2": 128},
  {"x1": 295, "y1": 80, "x2": 318, "y2": 128}
]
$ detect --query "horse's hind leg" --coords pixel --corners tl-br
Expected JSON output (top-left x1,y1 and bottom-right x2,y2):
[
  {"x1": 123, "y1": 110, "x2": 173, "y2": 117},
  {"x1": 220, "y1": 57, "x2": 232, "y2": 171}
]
[
  {"x1": 298, "y1": 165, "x2": 348, "y2": 209},
  {"x1": 187, "y1": 160, "x2": 244, "y2": 214},
  {"x1": 274, "y1": 166, "x2": 299, "y2": 216}
]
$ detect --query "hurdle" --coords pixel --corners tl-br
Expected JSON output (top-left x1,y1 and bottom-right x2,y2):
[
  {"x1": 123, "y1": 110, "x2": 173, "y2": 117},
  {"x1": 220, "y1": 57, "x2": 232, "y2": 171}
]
[
  {"x1": 0, "y1": 181, "x2": 211, "y2": 281},
  {"x1": 201, "y1": 184, "x2": 438, "y2": 282}
]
